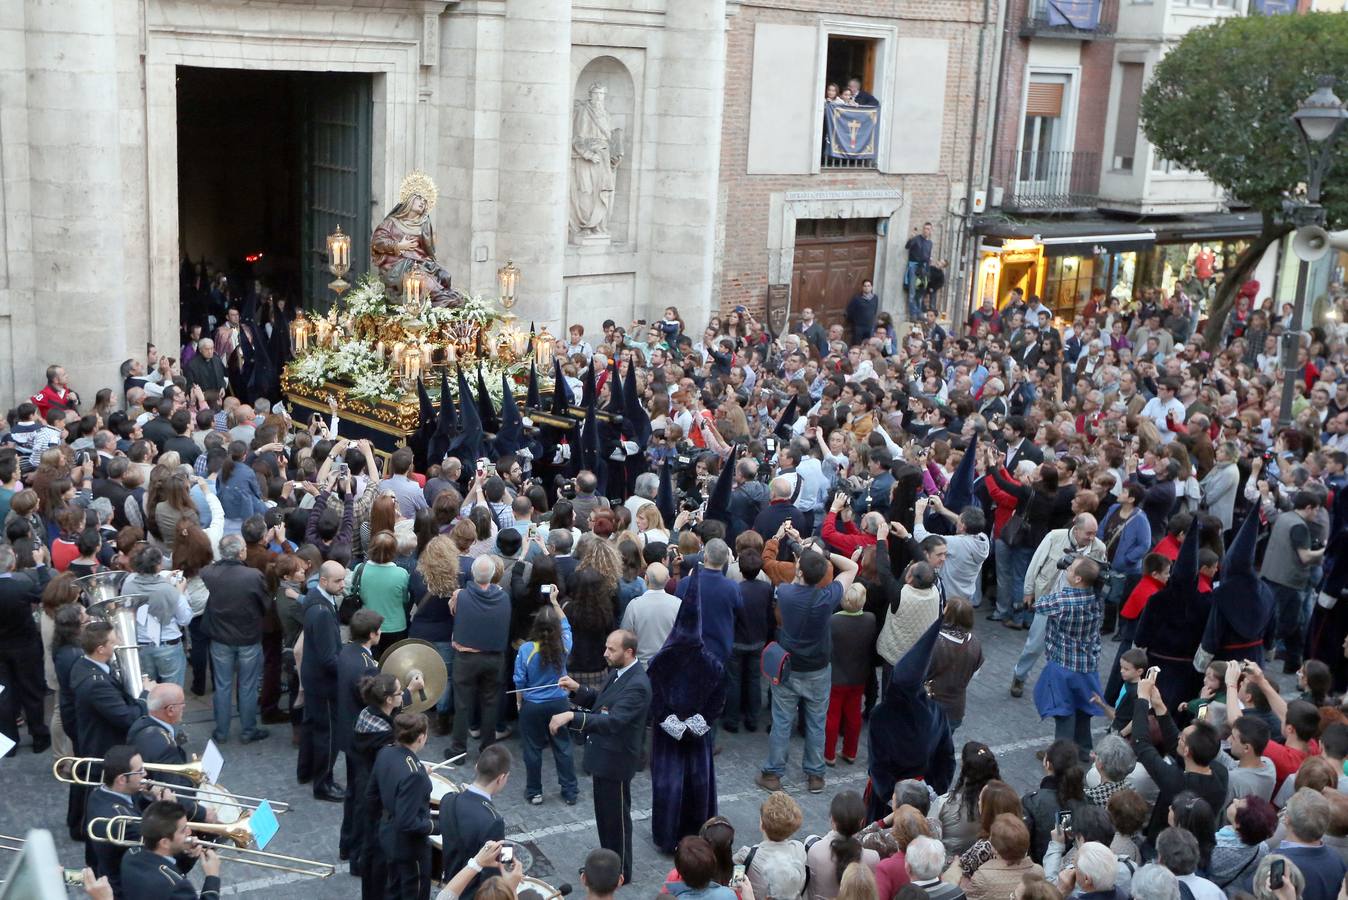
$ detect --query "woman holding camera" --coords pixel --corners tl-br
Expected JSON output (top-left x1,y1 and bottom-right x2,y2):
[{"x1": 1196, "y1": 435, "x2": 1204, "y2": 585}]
[{"x1": 513, "y1": 592, "x2": 578, "y2": 806}]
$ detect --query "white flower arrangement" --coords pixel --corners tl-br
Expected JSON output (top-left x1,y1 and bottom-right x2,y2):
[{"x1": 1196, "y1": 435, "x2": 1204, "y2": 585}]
[
  {"x1": 348, "y1": 369, "x2": 397, "y2": 404},
  {"x1": 344, "y1": 274, "x2": 391, "y2": 319},
  {"x1": 291, "y1": 349, "x2": 336, "y2": 388}
]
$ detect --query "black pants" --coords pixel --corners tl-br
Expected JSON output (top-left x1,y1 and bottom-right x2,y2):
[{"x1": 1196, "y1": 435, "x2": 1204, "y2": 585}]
[
  {"x1": 305, "y1": 692, "x2": 338, "y2": 793},
  {"x1": 452, "y1": 651, "x2": 502, "y2": 752},
  {"x1": 188, "y1": 614, "x2": 212, "y2": 694},
  {"x1": 723, "y1": 646, "x2": 762, "y2": 727},
  {"x1": 259, "y1": 630, "x2": 283, "y2": 714},
  {"x1": 593, "y1": 775, "x2": 634, "y2": 884},
  {"x1": 383, "y1": 841, "x2": 431, "y2": 900},
  {"x1": 0, "y1": 641, "x2": 50, "y2": 747},
  {"x1": 341, "y1": 751, "x2": 372, "y2": 865}
]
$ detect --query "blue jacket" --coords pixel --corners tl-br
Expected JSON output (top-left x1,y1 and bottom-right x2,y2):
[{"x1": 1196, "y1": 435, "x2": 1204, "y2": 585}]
[
  {"x1": 673, "y1": 567, "x2": 739, "y2": 663},
  {"x1": 218, "y1": 463, "x2": 266, "y2": 521},
  {"x1": 513, "y1": 618, "x2": 573, "y2": 702},
  {"x1": 1101, "y1": 504, "x2": 1152, "y2": 576}
]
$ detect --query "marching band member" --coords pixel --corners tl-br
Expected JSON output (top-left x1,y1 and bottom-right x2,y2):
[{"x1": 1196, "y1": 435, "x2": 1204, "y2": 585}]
[
  {"x1": 439, "y1": 745, "x2": 511, "y2": 899},
  {"x1": 84, "y1": 745, "x2": 174, "y2": 898},
  {"x1": 127, "y1": 683, "x2": 214, "y2": 823},
  {"x1": 353, "y1": 672, "x2": 407, "y2": 899},
  {"x1": 119, "y1": 800, "x2": 223, "y2": 900},
  {"x1": 367, "y1": 711, "x2": 435, "y2": 900}
]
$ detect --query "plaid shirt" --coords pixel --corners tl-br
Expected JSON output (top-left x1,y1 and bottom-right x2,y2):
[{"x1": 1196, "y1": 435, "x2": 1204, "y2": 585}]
[{"x1": 1037, "y1": 584, "x2": 1102, "y2": 673}]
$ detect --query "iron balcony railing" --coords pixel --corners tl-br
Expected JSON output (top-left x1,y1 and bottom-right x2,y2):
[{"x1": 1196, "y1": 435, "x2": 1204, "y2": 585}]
[
  {"x1": 1000, "y1": 149, "x2": 1101, "y2": 212},
  {"x1": 1021, "y1": 0, "x2": 1118, "y2": 37}
]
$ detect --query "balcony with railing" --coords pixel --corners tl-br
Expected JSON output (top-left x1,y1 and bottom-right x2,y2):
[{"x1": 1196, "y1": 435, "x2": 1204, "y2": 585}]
[
  {"x1": 821, "y1": 104, "x2": 879, "y2": 169},
  {"x1": 1021, "y1": 0, "x2": 1118, "y2": 38},
  {"x1": 1000, "y1": 149, "x2": 1100, "y2": 212}
]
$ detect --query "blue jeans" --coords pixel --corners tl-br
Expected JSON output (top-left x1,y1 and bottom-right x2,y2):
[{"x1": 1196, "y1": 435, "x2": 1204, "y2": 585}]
[
  {"x1": 430, "y1": 642, "x2": 455, "y2": 715},
  {"x1": 138, "y1": 643, "x2": 186, "y2": 688},
  {"x1": 518, "y1": 698, "x2": 578, "y2": 801},
  {"x1": 1013, "y1": 612, "x2": 1048, "y2": 683},
  {"x1": 764, "y1": 666, "x2": 831, "y2": 778},
  {"x1": 904, "y1": 261, "x2": 923, "y2": 319},
  {"x1": 211, "y1": 642, "x2": 262, "y2": 740},
  {"x1": 1009, "y1": 546, "x2": 1035, "y2": 626}
]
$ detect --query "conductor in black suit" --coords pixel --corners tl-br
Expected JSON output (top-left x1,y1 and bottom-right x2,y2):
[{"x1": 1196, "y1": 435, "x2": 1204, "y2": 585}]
[
  {"x1": 300, "y1": 560, "x2": 346, "y2": 802},
  {"x1": 549, "y1": 629, "x2": 652, "y2": 885}
]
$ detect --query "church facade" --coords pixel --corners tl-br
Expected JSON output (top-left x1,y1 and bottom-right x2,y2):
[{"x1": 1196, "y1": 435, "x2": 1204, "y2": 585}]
[{"x1": 0, "y1": 0, "x2": 992, "y2": 406}]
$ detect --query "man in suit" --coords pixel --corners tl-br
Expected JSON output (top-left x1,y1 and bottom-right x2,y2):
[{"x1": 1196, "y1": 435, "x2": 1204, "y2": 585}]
[
  {"x1": 549, "y1": 630, "x2": 652, "y2": 885},
  {"x1": 547, "y1": 528, "x2": 579, "y2": 591},
  {"x1": 92, "y1": 457, "x2": 135, "y2": 530},
  {"x1": 439, "y1": 744, "x2": 511, "y2": 896},
  {"x1": 751, "y1": 477, "x2": 807, "y2": 542},
  {"x1": 300, "y1": 560, "x2": 347, "y2": 802},
  {"x1": 792, "y1": 307, "x2": 829, "y2": 359},
  {"x1": 1000, "y1": 415, "x2": 1043, "y2": 470},
  {"x1": 127, "y1": 684, "x2": 211, "y2": 824},
  {"x1": 85, "y1": 744, "x2": 173, "y2": 896},
  {"x1": 0, "y1": 542, "x2": 51, "y2": 754},
  {"x1": 119, "y1": 800, "x2": 222, "y2": 900},
  {"x1": 367, "y1": 712, "x2": 435, "y2": 900},
  {"x1": 71, "y1": 621, "x2": 152, "y2": 762}
]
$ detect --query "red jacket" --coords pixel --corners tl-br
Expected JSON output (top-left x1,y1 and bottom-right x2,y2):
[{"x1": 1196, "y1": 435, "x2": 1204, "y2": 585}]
[
  {"x1": 31, "y1": 384, "x2": 76, "y2": 418},
  {"x1": 821, "y1": 511, "x2": 877, "y2": 557},
  {"x1": 1153, "y1": 534, "x2": 1181, "y2": 561},
  {"x1": 984, "y1": 466, "x2": 1023, "y2": 539},
  {"x1": 1121, "y1": 573, "x2": 1165, "y2": 620}
]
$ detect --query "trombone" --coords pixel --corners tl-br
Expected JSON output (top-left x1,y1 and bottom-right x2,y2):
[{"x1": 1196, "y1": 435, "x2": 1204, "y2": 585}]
[
  {"x1": 0, "y1": 834, "x2": 85, "y2": 886},
  {"x1": 87, "y1": 815, "x2": 334, "y2": 879},
  {"x1": 52, "y1": 756, "x2": 290, "y2": 814}
]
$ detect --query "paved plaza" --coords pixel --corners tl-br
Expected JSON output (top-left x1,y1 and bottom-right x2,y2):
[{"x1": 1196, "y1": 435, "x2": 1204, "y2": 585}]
[{"x1": 2, "y1": 620, "x2": 1077, "y2": 897}]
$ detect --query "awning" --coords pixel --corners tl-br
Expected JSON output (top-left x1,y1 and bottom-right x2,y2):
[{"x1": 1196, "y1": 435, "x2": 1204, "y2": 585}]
[
  {"x1": 1146, "y1": 211, "x2": 1265, "y2": 243},
  {"x1": 975, "y1": 218, "x2": 1157, "y2": 257}
]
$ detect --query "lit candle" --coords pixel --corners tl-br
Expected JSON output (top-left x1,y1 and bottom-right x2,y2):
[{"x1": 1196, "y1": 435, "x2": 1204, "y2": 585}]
[
  {"x1": 375, "y1": 340, "x2": 385, "y2": 359},
  {"x1": 446, "y1": 343, "x2": 457, "y2": 365},
  {"x1": 404, "y1": 347, "x2": 421, "y2": 381},
  {"x1": 391, "y1": 341, "x2": 406, "y2": 368}
]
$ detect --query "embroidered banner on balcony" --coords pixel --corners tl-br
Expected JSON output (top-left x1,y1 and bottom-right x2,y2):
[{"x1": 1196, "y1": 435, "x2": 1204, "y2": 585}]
[
  {"x1": 825, "y1": 106, "x2": 879, "y2": 161},
  {"x1": 1045, "y1": 0, "x2": 1101, "y2": 29}
]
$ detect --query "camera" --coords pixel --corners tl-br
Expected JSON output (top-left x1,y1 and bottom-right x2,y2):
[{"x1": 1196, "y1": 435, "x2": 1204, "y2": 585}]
[
  {"x1": 498, "y1": 845, "x2": 514, "y2": 866},
  {"x1": 764, "y1": 436, "x2": 778, "y2": 455},
  {"x1": 556, "y1": 476, "x2": 578, "y2": 500}
]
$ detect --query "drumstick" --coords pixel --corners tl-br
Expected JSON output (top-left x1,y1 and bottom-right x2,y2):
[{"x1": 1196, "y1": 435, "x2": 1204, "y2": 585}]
[
  {"x1": 425, "y1": 753, "x2": 468, "y2": 772},
  {"x1": 506, "y1": 681, "x2": 564, "y2": 694}
]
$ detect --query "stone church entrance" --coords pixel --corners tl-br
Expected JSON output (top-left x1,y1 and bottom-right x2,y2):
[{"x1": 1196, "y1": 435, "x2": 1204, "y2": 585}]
[{"x1": 176, "y1": 67, "x2": 373, "y2": 322}]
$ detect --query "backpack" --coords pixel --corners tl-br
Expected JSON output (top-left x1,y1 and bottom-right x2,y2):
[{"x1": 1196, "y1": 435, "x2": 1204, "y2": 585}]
[{"x1": 338, "y1": 562, "x2": 365, "y2": 625}]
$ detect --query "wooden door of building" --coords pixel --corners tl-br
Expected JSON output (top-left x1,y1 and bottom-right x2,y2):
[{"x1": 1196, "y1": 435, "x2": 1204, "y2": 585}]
[{"x1": 791, "y1": 218, "x2": 878, "y2": 328}]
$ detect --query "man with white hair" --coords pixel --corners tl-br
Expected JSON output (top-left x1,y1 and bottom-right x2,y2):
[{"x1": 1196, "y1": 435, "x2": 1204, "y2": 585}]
[
  {"x1": 184, "y1": 337, "x2": 227, "y2": 394},
  {"x1": 448, "y1": 555, "x2": 512, "y2": 756},
  {"x1": 906, "y1": 836, "x2": 963, "y2": 900},
  {"x1": 752, "y1": 476, "x2": 807, "y2": 541},
  {"x1": 620, "y1": 563, "x2": 680, "y2": 665},
  {"x1": 1277, "y1": 789, "x2": 1347, "y2": 900},
  {"x1": 1156, "y1": 827, "x2": 1224, "y2": 900},
  {"x1": 624, "y1": 472, "x2": 659, "y2": 518},
  {"x1": 1060, "y1": 841, "x2": 1120, "y2": 898},
  {"x1": 126, "y1": 683, "x2": 214, "y2": 822},
  {"x1": 1131, "y1": 864, "x2": 1181, "y2": 900}
]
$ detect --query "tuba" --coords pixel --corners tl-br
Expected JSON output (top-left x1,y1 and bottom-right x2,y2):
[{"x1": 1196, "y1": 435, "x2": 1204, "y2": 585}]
[{"x1": 78, "y1": 571, "x2": 148, "y2": 701}]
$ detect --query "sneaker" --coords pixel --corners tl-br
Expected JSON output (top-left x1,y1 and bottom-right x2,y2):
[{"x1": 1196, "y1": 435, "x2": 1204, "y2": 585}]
[
  {"x1": 494, "y1": 727, "x2": 514, "y2": 741},
  {"x1": 469, "y1": 727, "x2": 482, "y2": 739},
  {"x1": 563, "y1": 796, "x2": 578, "y2": 806},
  {"x1": 755, "y1": 772, "x2": 783, "y2": 792},
  {"x1": 240, "y1": 728, "x2": 271, "y2": 744},
  {"x1": 807, "y1": 774, "x2": 825, "y2": 794},
  {"x1": 840, "y1": 755, "x2": 856, "y2": 765},
  {"x1": 1010, "y1": 678, "x2": 1024, "y2": 698},
  {"x1": 987, "y1": 612, "x2": 1005, "y2": 622},
  {"x1": 528, "y1": 795, "x2": 543, "y2": 806},
  {"x1": 825, "y1": 757, "x2": 837, "y2": 767}
]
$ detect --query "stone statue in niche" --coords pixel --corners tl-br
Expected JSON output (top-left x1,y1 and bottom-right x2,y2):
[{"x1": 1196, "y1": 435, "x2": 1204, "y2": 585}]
[{"x1": 569, "y1": 82, "x2": 624, "y2": 243}]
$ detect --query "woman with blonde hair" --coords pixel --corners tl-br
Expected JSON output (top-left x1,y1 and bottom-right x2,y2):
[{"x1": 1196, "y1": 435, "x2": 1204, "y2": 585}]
[
  {"x1": 410, "y1": 535, "x2": 460, "y2": 734},
  {"x1": 637, "y1": 504, "x2": 671, "y2": 546},
  {"x1": 575, "y1": 532, "x2": 623, "y2": 594},
  {"x1": 837, "y1": 862, "x2": 879, "y2": 900}
]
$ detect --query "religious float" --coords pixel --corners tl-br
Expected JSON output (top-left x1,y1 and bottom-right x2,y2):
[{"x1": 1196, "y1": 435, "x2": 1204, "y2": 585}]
[{"x1": 281, "y1": 171, "x2": 560, "y2": 451}]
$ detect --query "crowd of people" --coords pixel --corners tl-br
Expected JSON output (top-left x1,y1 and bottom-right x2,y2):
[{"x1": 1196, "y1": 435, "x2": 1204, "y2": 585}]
[{"x1": 4, "y1": 274, "x2": 1348, "y2": 900}]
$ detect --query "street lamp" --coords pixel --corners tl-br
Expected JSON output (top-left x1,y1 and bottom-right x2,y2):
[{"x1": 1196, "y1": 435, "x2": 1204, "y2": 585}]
[{"x1": 1278, "y1": 77, "x2": 1348, "y2": 429}]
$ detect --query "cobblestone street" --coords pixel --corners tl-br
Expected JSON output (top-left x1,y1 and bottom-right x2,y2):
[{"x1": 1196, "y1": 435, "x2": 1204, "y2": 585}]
[{"x1": 2, "y1": 617, "x2": 1077, "y2": 897}]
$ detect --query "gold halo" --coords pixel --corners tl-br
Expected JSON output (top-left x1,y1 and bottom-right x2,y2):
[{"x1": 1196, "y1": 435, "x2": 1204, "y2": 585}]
[{"x1": 398, "y1": 170, "x2": 438, "y2": 210}]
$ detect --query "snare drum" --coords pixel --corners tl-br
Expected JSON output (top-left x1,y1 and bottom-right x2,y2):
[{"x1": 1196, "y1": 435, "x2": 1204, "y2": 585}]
[
  {"x1": 428, "y1": 770, "x2": 460, "y2": 807},
  {"x1": 193, "y1": 782, "x2": 243, "y2": 825},
  {"x1": 515, "y1": 876, "x2": 564, "y2": 899}
]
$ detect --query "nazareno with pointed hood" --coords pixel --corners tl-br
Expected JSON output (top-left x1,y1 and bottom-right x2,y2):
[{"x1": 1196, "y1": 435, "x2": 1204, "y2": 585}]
[
  {"x1": 924, "y1": 434, "x2": 977, "y2": 536},
  {"x1": 622, "y1": 360, "x2": 652, "y2": 448},
  {"x1": 656, "y1": 459, "x2": 677, "y2": 528},
  {"x1": 865, "y1": 619, "x2": 954, "y2": 822},
  {"x1": 426, "y1": 369, "x2": 458, "y2": 471},
  {"x1": 475, "y1": 363, "x2": 499, "y2": 434},
  {"x1": 703, "y1": 448, "x2": 736, "y2": 528},
  {"x1": 1135, "y1": 520, "x2": 1209, "y2": 711},
  {"x1": 410, "y1": 374, "x2": 437, "y2": 472},
  {"x1": 1201, "y1": 507, "x2": 1275, "y2": 665},
  {"x1": 490, "y1": 372, "x2": 525, "y2": 458},
  {"x1": 646, "y1": 568, "x2": 726, "y2": 853},
  {"x1": 448, "y1": 366, "x2": 484, "y2": 469}
]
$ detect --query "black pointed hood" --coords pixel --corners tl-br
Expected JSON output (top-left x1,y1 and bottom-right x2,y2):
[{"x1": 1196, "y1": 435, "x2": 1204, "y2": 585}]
[
  {"x1": 448, "y1": 366, "x2": 483, "y2": 466},
  {"x1": 1202, "y1": 507, "x2": 1275, "y2": 649},
  {"x1": 492, "y1": 373, "x2": 525, "y2": 457},
  {"x1": 704, "y1": 451, "x2": 736, "y2": 528},
  {"x1": 552, "y1": 357, "x2": 574, "y2": 412},
  {"x1": 476, "y1": 364, "x2": 499, "y2": 434},
  {"x1": 622, "y1": 361, "x2": 652, "y2": 447},
  {"x1": 656, "y1": 459, "x2": 677, "y2": 527},
  {"x1": 427, "y1": 369, "x2": 458, "y2": 468},
  {"x1": 526, "y1": 359, "x2": 542, "y2": 410}
]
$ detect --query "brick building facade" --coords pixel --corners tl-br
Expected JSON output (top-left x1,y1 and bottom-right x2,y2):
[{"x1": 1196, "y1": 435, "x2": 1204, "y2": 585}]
[{"x1": 713, "y1": 0, "x2": 998, "y2": 333}]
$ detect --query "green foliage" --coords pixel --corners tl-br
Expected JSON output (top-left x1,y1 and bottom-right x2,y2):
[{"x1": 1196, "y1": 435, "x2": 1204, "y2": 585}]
[{"x1": 1139, "y1": 12, "x2": 1348, "y2": 228}]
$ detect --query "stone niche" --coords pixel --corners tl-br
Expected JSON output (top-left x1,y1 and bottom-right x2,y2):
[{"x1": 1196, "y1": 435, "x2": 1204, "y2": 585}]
[{"x1": 569, "y1": 55, "x2": 637, "y2": 248}]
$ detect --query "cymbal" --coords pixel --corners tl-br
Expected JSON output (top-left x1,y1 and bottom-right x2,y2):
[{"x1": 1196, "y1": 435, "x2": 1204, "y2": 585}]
[{"x1": 379, "y1": 638, "x2": 448, "y2": 714}]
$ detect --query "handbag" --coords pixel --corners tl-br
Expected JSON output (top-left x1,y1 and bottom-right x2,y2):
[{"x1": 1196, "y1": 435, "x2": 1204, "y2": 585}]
[
  {"x1": 1000, "y1": 505, "x2": 1028, "y2": 547},
  {"x1": 761, "y1": 641, "x2": 791, "y2": 686},
  {"x1": 338, "y1": 563, "x2": 365, "y2": 626}
]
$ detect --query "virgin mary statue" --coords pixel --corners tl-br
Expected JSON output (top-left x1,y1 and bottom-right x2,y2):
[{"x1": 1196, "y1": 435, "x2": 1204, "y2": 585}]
[{"x1": 371, "y1": 171, "x2": 464, "y2": 308}]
